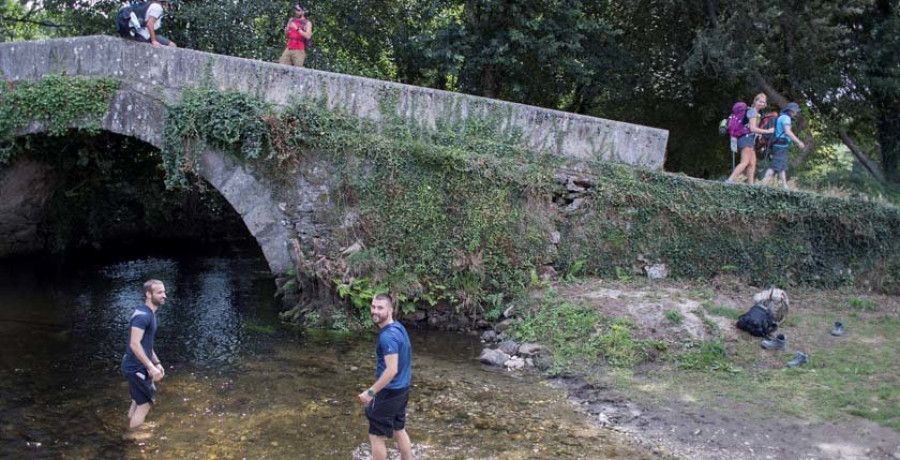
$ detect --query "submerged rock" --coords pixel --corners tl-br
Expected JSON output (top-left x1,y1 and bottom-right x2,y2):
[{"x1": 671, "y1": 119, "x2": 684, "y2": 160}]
[{"x1": 479, "y1": 349, "x2": 510, "y2": 367}]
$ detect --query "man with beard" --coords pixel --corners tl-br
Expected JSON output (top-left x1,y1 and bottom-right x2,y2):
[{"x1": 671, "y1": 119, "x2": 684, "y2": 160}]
[
  {"x1": 121, "y1": 279, "x2": 167, "y2": 440},
  {"x1": 357, "y1": 294, "x2": 413, "y2": 460},
  {"x1": 278, "y1": 3, "x2": 312, "y2": 67}
]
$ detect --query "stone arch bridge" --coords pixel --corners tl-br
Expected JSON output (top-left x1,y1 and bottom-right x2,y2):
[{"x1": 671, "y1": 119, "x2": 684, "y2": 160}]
[{"x1": 0, "y1": 36, "x2": 668, "y2": 275}]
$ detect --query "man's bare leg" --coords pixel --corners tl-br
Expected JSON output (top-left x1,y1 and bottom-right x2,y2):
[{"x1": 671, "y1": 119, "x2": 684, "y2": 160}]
[
  {"x1": 127, "y1": 400, "x2": 137, "y2": 419},
  {"x1": 394, "y1": 429, "x2": 412, "y2": 460},
  {"x1": 369, "y1": 434, "x2": 388, "y2": 460},
  {"x1": 128, "y1": 403, "x2": 151, "y2": 430}
]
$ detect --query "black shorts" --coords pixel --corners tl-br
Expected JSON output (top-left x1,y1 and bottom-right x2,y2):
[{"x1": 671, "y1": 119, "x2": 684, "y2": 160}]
[
  {"x1": 125, "y1": 369, "x2": 157, "y2": 405},
  {"x1": 365, "y1": 387, "x2": 409, "y2": 438}
]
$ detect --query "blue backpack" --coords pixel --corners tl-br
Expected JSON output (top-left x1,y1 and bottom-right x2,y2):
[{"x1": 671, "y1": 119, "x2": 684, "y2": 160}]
[{"x1": 772, "y1": 112, "x2": 792, "y2": 147}]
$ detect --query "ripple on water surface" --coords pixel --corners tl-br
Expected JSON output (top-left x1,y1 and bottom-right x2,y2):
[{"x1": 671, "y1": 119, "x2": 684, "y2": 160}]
[{"x1": 0, "y1": 252, "x2": 658, "y2": 459}]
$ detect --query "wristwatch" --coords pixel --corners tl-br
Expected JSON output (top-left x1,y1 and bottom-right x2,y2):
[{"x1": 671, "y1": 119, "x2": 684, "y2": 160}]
[{"x1": 366, "y1": 388, "x2": 376, "y2": 397}]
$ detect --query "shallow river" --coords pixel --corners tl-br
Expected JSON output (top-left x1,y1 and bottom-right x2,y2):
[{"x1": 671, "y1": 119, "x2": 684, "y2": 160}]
[{"x1": 0, "y1": 247, "x2": 656, "y2": 459}]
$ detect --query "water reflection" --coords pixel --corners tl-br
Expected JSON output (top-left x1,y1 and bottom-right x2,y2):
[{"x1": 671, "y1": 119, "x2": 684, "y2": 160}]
[{"x1": 0, "y1": 250, "x2": 657, "y2": 459}]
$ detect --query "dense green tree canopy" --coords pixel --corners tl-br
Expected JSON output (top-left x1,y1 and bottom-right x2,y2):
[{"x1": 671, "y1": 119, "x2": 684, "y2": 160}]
[{"x1": 2, "y1": 0, "x2": 897, "y2": 185}]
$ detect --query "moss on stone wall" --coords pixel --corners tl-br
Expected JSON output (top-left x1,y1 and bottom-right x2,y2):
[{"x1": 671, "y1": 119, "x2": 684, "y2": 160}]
[
  {"x1": 558, "y1": 167, "x2": 900, "y2": 293},
  {"x1": 7, "y1": 78, "x2": 900, "y2": 316},
  {"x1": 162, "y1": 85, "x2": 900, "y2": 307},
  {"x1": 0, "y1": 74, "x2": 120, "y2": 166}
]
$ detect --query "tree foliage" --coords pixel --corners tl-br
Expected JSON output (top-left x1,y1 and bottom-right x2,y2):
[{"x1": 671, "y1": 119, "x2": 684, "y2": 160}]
[{"x1": 2, "y1": 0, "x2": 897, "y2": 184}]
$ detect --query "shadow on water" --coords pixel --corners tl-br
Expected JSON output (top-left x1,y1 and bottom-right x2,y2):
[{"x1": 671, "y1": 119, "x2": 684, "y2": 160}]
[{"x1": 0, "y1": 246, "x2": 657, "y2": 459}]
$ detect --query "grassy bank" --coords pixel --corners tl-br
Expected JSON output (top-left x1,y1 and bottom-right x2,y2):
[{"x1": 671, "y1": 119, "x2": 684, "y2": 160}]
[{"x1": 508, "y1": 278, "x2": 900, "y2": 432}]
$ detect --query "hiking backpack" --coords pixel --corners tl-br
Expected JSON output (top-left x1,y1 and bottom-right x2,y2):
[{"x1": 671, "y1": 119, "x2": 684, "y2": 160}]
[
  {"x1": 755, "y1": 111, "x2": 779, "y2": 160},
  {"x1": 116, "y1": 2, "x2": 153, "y2": 38},
  {"x1": 726, "y1": 102, "x2": 751, "y2": 138},
  {"x1": 736, "y1": 303, "x2": 778, "y2": 337}
]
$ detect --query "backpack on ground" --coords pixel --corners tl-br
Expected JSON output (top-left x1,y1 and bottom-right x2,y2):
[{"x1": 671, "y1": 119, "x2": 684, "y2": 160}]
[
  {"x1": 755, "y1": 111, "x2": 779, "y2": 161},
  {"x1": 116, "y1": 2, "x2": 153, "y2": 38},
  {"x1": 736, "y1": 303, "x2": 778, "y2": 337},
  {"x1": 726, "y1": 102, "x2": 751, "y2": 138}
]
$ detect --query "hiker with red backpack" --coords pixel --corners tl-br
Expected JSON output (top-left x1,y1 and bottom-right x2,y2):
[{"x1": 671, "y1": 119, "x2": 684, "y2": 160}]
[
  {"x1": 279, "y1": 4, "x2": 313, "y2": 68},
  {"x1": 760, "y1": 102, "x2": 806, "y2": 188},
  {"x1": 726, "y1": 93, "x2": 774, "y2": 185}
]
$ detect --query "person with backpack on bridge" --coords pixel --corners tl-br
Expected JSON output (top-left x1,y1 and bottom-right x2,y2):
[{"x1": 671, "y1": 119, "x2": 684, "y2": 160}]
[
  {"x1": 116, "y1": 1, "x2": 177, "y2": 48},
  {"x1": 726, "y1": 93, "x2": 774, "y2": 185},
  {"x1": 760, "y1": 102, "x2": 806, "y2": 188},
  {"x1": 279, "y1": 4, "x2": 313, "y2": 68}
]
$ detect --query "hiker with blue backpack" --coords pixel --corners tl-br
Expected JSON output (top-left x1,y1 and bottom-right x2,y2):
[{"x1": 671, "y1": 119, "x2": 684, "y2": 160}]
[
  {"x1": 116, "y1": 1, "x2": 177, "y2": 48},
  {"x1": 726, "y1": 93, "x2": 774, "y2": 185},
  {"x1": 760, "y1": 102, "x2": 806, "y2": 188}
]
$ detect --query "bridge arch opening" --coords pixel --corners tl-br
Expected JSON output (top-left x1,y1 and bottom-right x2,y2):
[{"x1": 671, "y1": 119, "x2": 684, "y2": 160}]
[{"x1": 0, "y1": 130, "x2": 273, "y2": 269}]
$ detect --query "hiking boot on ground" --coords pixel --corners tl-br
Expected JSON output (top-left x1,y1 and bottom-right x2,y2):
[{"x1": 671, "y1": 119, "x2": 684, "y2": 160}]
[
  {"x1": 787, "y1": 351, "x2": 809, "y2": 368},
  {"x1": 761, "y1": 334, "x2": 786, "y2": 351},
  {"x1": 831, "y1": 321, "x2": 844, "y2": 337}
]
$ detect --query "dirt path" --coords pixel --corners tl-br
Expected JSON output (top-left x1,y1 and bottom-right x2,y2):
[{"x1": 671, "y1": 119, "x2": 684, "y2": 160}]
[
  {"x1": 557, "y1": 376, "x2": 900, "y2": 460},
  {"x1": 546, "y1": 278, "x2": 900, "y2": 460}
]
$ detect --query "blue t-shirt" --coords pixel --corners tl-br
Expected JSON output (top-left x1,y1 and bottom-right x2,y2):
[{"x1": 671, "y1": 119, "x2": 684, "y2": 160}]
[
  {"x1": 774, "y1": 113, "x2": 793, "y2": 146},
  {"x1": 375, "y1": 321, "x2": 412, "y2": 390},
  {"x1": 121, "y1": 305, "x2": 157, "y2": 374}
]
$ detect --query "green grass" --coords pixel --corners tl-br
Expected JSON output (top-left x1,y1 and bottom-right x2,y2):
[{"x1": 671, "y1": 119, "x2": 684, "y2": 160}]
[
  {"x1": 677, "y1": 341, "x2": 738, "y2": 372},
  {"x1": 626, "y1": 310, "x2": 900, "y2": 431},
  {"x1": 846, "y1": 297, "x2": 880, "y2": 311},
  {"x1": 509, "y1": 293, "x2": 648, "y2": 370},
  {"x1": 688, "y1": 288, "x2": 717, "y2": 301},
  {"x1": 665, "y1": 309, "x2": 685, "y2": 325},
  {"x1": 702, "y1": 302, "x2": 742, "y2": 320}
]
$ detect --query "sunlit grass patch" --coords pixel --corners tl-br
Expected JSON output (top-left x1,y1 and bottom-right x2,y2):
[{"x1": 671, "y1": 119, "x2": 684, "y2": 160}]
[{"x1": 702, "y1": 302, "x2": 742, "y2": 320}]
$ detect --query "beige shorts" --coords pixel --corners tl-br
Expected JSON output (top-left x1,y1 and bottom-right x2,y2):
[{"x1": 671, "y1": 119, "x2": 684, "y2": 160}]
[{"x1": 279, "y1": 49, "x2": 306, "y2": 68}]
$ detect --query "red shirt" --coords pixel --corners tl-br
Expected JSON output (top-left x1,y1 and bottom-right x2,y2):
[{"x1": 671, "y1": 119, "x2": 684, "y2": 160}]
[{"x1": 286, "y1": 18, "x2": 308, "y2": 50}]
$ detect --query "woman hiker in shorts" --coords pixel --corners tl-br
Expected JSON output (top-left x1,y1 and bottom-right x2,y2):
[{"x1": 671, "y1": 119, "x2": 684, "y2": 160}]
[
  {"x1": 727, "y1": 93, "x2": 774, "y2": 185},
  {"x1": 760, "y1": 102, "x2": 806, "y2": 188}
]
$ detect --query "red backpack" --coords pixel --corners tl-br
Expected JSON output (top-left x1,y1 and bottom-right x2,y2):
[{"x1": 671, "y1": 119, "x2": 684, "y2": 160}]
[{"x1": 756, "y1": 111, "x2": 779, "y2": 159}]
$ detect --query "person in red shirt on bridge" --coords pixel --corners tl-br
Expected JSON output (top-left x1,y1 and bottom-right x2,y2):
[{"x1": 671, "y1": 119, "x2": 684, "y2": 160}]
[{"x1": 278, "y1": 4, "x2": 312, "y2": 68}]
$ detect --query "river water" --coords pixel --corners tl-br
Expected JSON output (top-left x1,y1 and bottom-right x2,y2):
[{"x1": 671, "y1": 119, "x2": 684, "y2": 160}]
[{"x1": 0, "y1": 247, "x2": 657, "y2": 459}]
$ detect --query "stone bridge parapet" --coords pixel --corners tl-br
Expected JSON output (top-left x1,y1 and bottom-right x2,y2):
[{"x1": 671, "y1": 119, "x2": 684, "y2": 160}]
[
  {"x1": 1, "y1": 35, "x2": 669, "y2": 276},
  {"x1": 0, "y1": 35, "x2": 668, "y2": 169}
]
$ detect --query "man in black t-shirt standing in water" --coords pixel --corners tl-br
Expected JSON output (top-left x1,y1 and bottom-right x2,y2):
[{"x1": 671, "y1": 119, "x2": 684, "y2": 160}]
[{"x1": 121, "y1": 279, "x2": 167, "y2": 440}]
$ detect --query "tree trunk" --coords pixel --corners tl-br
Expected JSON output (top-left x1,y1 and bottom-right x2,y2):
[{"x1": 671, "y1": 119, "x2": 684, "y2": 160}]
[
  {"x1": 877, "y1": 104, "x2": 900, "y2": 182},
  {"x1": 838, "y1": 129, "x2": 885, "y2": 183},
  {"x1": 481, "y1": 63, "x2": 497, "y2": 99}
]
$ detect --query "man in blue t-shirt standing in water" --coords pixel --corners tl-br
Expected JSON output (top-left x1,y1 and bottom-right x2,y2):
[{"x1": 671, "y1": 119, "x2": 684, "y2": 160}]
[
  {"x1": 358, "y1": 293, "x2": 413, "y2": 460},
  {"x1": 121, "y1": 279, "x2": 167, "y2": 440}
]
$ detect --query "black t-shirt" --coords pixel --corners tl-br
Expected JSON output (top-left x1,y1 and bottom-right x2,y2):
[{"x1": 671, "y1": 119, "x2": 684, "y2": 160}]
[{"x1": 121, "y1": 304, "x2": 157, "y2": 374}]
